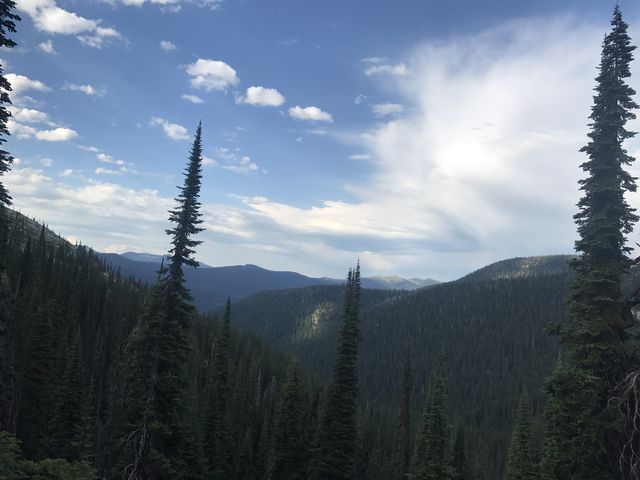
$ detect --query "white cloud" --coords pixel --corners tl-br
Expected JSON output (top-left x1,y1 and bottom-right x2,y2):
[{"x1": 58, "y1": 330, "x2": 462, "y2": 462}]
[
  {"x1": 64, "y1": 83, "x2": 105, "y2": 96},
  {"x1": 182, "y1": 94, "x2": 204, "y2": 104},
  {"x1": 38, "y1": 39, "x2": 55, "y2": 53},
  {"x1": 35, "y1": 127, "x2": 78, "y2": 141},
  {"x1": 186, "y1": 58, "x2": 239, "y2": 91},
  {"x1": 288, "y1": 105, "x2": 333, "y2": 123},
  {"x1": 208, "y1": 147, "x2": 262, "y2": 174},
  {"x1": 364, "y1": 62, "x2": 409, "y2": 76},
  {"x1": 371, "y1": 103, "x2": 404, "y2": 117},
  {"x1": 5, "y1": 73, "x2": 50, "y2": 95},
  {"x1": 202, "y1": 155, "x2": 217, "y2": 166},
  {"x1": 60, "y1": 168, "x2": 73, "y2": 177},
  {"x1": 77, "y1": 26, "x2": 121, "y2": 49},
  {"x1": 361, "y1": 56, "x2": 386, "y2": 64},
  {"x1": 160, "y1": 40, "x2": 176, "y2": 51},
  {"x1": 237, "y1": 86, "x2": 285, "y2": 107},
  {"x1": 16, "y1": 0, "x2": 121, "y2": 47},
  {"x1": 79, "y1": 145, "x2": 100, "y2": 153},
  {"x1": 95, "y1": 166, "x2": 127, "y2": 175},
  {"x1": 40, "y1": 158, "x2": 53, "y2": 167},
  {"x1": 97, "y1": 152, "x2": 125, "y2": 165},
  {"x1": 7, "y1": 119, "x2": 37, "y2": 138},
  {"x1": 114, "y1": 0, "x2": 222, "y2": 8},
  {"x1": 349, "y1": 154, "x2": 371, "y2": 161},
  {"x1": 354, "y1": 94, "x2": 366, "y2": 105},
  {"x1": 9, "y1": 106, "x2": 49, "y2": 124},
  {"x1": 150, "y1": 116, "x2": 190, "y2": 140}
]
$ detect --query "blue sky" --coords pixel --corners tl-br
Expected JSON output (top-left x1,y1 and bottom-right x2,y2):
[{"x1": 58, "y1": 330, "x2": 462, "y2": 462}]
[{"x1": 5, "y1": 0, "x2": 640, "y2": 280}]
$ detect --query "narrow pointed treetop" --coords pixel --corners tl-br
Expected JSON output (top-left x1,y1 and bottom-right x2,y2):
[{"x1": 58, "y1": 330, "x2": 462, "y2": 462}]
[{"x1": 166, "y1": 122, "x2": 204, "y2": 286}]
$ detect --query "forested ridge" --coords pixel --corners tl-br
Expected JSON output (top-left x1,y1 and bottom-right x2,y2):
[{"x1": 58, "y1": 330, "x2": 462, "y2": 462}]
[{"x1": 2, "y1": 2, "x2": 640, "y2": 480}]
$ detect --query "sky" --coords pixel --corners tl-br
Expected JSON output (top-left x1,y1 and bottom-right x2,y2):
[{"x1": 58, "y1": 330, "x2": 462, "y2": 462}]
[{"x1": 4, "y1": 0, "x2": 640, "y2": 280}]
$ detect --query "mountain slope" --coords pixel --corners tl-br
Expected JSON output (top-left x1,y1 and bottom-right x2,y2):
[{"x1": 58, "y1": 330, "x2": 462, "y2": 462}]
[
  {"x1": 227, "y1": 265, "x2": 575, "y2": 475},
  {"x1": 459, "y1": 255, "x2": 572, "y2": 283},
  {"x1": 98, "y1": 252, "x2": 438, "y2": 310}
]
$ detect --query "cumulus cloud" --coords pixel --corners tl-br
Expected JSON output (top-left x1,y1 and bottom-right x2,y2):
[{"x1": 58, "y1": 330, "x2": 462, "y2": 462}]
[
  {"x1": 371, "y1": 103, "x2": 404, "y2": 117},
  {"x1": 8, "y1": 119, "x2": 77, "y2": 142},
  {"x1": 237, "y1": 86, "x2": 285, "y2": 107},
  {"x1": 64, "y1": 83, "x2": 105, "y2": 96},
  {"x1": 209, "y1": 147, "x2": 262, "y2": 174},
  {"x1": 160, "y1": 40, "x2": 176, "y2": 51},
  {"x1": 97, "y1": 152, "x2": 125, "y2": 165},
  {"x1": 182, "y1": 94, "x2": 204, "y2": 104},
  {"x1": 186, "y1": 58, "x2": 239, "y2": 91},
  {"x1": 9, "y1": 106, "x2": 49, "y2": 123},
  {"x1": 38, "y1": 39, "x2": 55, "y2": 53},
  {"x1": 35, "y1": 127, "x2": 78, "y2": 141},
  {"x1": 16, "y1": 0, "x2": 121, "y2": 47},
  {"x1": 364, "y1": 62, "x2": 409, "y2": 76},
  {"x1": 149, "y1": 116, "x2": 190, "y2": 140},
  {"x1": 5, "y1": 73, "x2": 50, "y2": 95},
  {"x1": 288, "y1": 105, "x2": 333, "y2": 122}
]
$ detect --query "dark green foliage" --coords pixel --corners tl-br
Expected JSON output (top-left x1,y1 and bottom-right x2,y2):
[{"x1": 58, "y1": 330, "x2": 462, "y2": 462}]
[
  {"x1": 205, "y1": 299, "x2": 232, "y2": 479},
  {"x1": 230, "y1": 270, "x2": 566, "y2": 476},
  {"x1": 451, "y1": 426, "x2": 471, "y2": 480},
  {"x1": 0, "y1": 269, "x2": 16, "y2": 432},
  {"x1": 51, "y1": 329, "x2": 91, "y2": 462},
  {"x1": 392, "y1": 342, "x2": 412, "y2": 480},
  {"x1": 0, "y1": 432, "x2": 94, "y2": 480},
  {"x1": 411, "y1": 358, "x2": 451, "y2": 480},
  {"x1": 313, "y1": 265, "x2": 362, "y2": 480},
  {"x1": 545, "y1": 7, "x2": 640, "y2": 479},
  {"x1": 0, "y1": 0, "x2": 18, "y2": 213},
  {"x1": 272, "y1": 358, "x2": 309, "y2": 480},
  {"x1": 116, "y1": 124, "x2": 205, "y2": 479},
  {"x1": 505, "y1": 389, "x2": 537, "y2": 480}
]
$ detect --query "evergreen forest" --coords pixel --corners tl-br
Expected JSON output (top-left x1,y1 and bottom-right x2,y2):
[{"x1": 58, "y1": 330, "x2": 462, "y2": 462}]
[{"x1": 2, "y1": 2, "x2": 640, "y2": 480}]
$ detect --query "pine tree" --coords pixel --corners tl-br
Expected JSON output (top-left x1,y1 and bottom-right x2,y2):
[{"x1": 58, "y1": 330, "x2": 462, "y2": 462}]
[
  {"x1": 117, "y1": 123, "x2": 204, "y2": 479},
  {"x1": 451, "y1": 425, "x2": 470, "y2": 480},
  {"x1": 51, "y1": 328, "x2": 91, "y2": 462},
  {"x1": 505, "y1": 389, "x2": 536, "y2": 480},
  {"x1": 545, "y1": 7, "x2": 638, "y2": 478},
  {"x1": 0, "y1": 0, "x2": 19, "y2": 214},
  {"x1": 411, "y1": 358, "x2": 451, "y2": 480},
  {"x1": 272, "y1": 358, "x2": 308, "y2": 480},
  {"x1": 313, "y1": 264, "x2": 362, "y2": 480},
  {"x1": 205, "y1": 299, "x2": 232, "y2": 480},
  {"x1": 0, "y1": 1, "x2": 19, "y2": 433},
  {"x1": 392, "y1": 341, "x2": 412, "y2": 480}
]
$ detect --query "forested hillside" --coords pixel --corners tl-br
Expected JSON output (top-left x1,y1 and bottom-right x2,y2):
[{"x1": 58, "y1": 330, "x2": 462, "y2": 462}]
[
  {"x1": 0, "y1": 207, "x2": 322, "y2": 479},
  {"x1": 229, "y1": 269, "x2": 569, "y2": 474}
]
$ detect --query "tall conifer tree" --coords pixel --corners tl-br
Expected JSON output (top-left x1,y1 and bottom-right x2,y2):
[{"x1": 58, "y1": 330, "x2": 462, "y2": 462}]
[
  {"x1": 118, "y1": 124, "x2": 204, "y2": 479},
  {"x1": 411, "y1": 358, "x2": 450, "y2": 480},
  {"x1": 272, "y1": 358, "x2": 308, "y2": 480},
  {"x1": 392, "y1": 341, "x2": 412, "y2": 480},
  {"x1": 505, "y1": 389, "x2": 536, "y2": 480},
  {"x1": 206, "y1": 299, "x2": 232, "y2": 480},
  {"x1": 545, "y1": 7, "x2": 638, "y2": 479},
  {"x1": 0, "y1": 0, "x2": 19, "y2": 433},
  {"x1": 0, "y1": 0, "x2": 18, "y2": 214},
  {"x1": 313, "y1": 264, "x2": 361, "y2": 480}
]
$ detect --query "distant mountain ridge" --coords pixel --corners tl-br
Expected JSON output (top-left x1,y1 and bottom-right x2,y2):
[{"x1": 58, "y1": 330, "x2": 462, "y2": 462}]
[
  {"x1": 459, "y1": 254, "x2": 573, "y2": 283},
  {"x1": 98, "y1": 251, "x2": 440, "y2": 310}
]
